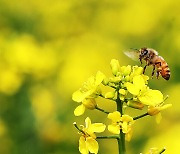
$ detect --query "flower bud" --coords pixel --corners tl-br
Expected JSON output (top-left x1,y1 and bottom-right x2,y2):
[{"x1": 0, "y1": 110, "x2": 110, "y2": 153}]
[
  {"x1": 120, "y1": 96, "x2": 125, "y2": 101},
  {"x1": 102, "y1": 77, "x2": 109, "y2": 85},
  {"x1": 110, "y1": 59, "x2": 120, "y2": 76},
  {"x1": 119, "y1": 89, "x2": 126, "y2": 95},
  {"x1": 125, "y1": 75, "x2": 130, "y2": 82},
  {"x1": 82, "y1": 98, "x2": 97, "y2": 110},
  {"x1": 105, "y1": 91, "x2": 115, "y2": 99},
  {"x1": 121, "y1": 65, "x2": 131, "y2": 76},
  {"x1": 132, "y1": 66, "x2": 143, "y2": 75},
  {"x1": 109, "y1": 76, "x2": 122, "y2": 83},
  {"x1": 127, "y1": 101, "x2": 144, "y2": 110}
]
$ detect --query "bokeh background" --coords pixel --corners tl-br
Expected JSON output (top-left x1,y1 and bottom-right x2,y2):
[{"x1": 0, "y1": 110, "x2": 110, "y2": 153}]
[{"x1": 0, "y1": 0, "x2": 180, "y2": 153}]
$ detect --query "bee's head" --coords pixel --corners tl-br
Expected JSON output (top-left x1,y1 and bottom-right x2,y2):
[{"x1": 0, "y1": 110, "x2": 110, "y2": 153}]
[{"x1": 139, "y1": 47, "x2": 149, "y2": 57}]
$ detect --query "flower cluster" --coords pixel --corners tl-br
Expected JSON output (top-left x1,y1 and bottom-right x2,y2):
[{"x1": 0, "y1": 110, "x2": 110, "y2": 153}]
[
  {"x1": 108, "y1": 111, "x2": 134, "y2": 141},
  {"x1": 73, "y1": 59, "x2": 171, "y2": 154}
]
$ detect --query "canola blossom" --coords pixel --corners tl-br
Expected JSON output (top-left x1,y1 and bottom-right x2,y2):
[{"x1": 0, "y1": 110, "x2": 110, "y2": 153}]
[
  {"x1": 72, "y1": 71, "x2": 105, "y2": 116},
  {"x1": 75, "y1": 117, "x2": 106, "y2": 154},
  {"x1": 107, "y1": 111, "x2": 134, "y2": 141},
  {"x1": 73, "y1": 59, "x2": 171, "y2": 154}
]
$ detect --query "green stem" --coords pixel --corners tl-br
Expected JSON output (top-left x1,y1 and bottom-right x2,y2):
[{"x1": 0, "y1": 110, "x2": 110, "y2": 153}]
[
  {"x1": 97, "y1": 135, "x2": 119, "y2": 139},
  {"x1": 133, "y1": 112, "x2": 149, "y2": 120},
  {"x1": 116, "y1": 91, "x2": 126, "y2": 154},
  {"x1": 95, "y1": 106, "x2": 110, "y2": 114}
]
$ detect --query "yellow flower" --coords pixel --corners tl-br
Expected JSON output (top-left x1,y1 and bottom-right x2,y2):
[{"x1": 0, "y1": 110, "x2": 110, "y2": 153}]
[
  {"x1": 72, "y1": 71, "x2": 105, "y2": 116},
  {"x1": 126, "y1": 75, "x2": 163, "y2": 106},
  {"x1": 148, "y1": 102, "x2": 172, "y2": 123},
  {"x1": 107, "y1": 111, "x2": 134, "y2": 141},
  {"x1": 77, "y1": 117, "x2": 106, "y2": 154}
]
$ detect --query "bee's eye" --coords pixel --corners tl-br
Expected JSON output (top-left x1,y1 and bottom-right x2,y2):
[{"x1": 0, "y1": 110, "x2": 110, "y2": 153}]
[{"x1": 143, "y1": 50, "x2": 148, "y2": 55}]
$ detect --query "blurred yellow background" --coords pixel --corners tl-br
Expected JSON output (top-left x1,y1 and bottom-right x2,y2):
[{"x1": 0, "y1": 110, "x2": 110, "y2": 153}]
[{"x1": 0, "y1": 0, "x2": 179, "y2": 153}]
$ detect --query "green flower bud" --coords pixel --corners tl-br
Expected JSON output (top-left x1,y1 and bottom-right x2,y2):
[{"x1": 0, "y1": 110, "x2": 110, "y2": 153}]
[
  {"x1": 105, "y1": 91, "x2": 115, "y2": 99},
  {"x1": 119, "y1": 89, "x2": 126, "y2": 95},
  {"x1": 82, "y1": 98, "x2": 97, "y2": 110},
  {"x1": 120, "y1": 95, "x2": 125, "y2": 101},
  {"x1": 102, "y1": 77, "x2": 109, "y2": 85},
  {"x1": 127, "y1": 101, "x2": 144, "y2": 110},
  {"x1": 125, "y1": 75, "x2": 130, "y2": 82},
  {"x1": 110, "y1": 59, "x2": 120, "y2": 76}
]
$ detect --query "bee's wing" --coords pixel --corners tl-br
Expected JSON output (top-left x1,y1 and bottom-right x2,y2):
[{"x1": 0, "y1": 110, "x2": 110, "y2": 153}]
[{"x1": 124, "y1": 49, "x2": 139, "y2": 61}]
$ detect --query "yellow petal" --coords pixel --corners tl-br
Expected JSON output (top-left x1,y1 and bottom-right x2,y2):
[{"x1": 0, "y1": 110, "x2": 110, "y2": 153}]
[
  {"x1": 108, "y1": 124, "x2": 120, "y2": 134},
  {"x1": 89, "y1": 123, "x2": 106, "y2": 133},
  {"x1": 72, "y1": 90, "x2": 85, "y2": 102},
  {"x1": 155, "y1": 113, "x2": 162, "y2": 124},
  {"x1": 160, "y1": 104, "x2": 172, "y2": 111},
  {"x1": 74, "y1": 104, "x2": 85, "y2": 116},
  {"x1": 79, "y1": 136, "x2": 88, "y2": 154},
  {"x1": 95, "y1": 71, "x2": 105, "y2": 85},
  {"x1": 141, "y1": 74, "x2": 149, "y2": 83},
  {"x1": 108, "y1": 111, "x2": 121, "y2": 122},
  {"x1": 133, "y1": 75, "x2": 145, "y2": 90},
  {"x1": 139, "y1": 90, "x2": 163, "y2": 106},
  {"x1": 122, "y1": 115, "x2": 133, "y2": 122},
  {"x1": 122, "y1": 122, "x2": 128, "y2": 133},
  {"x1": 85, "y1": 117, "x2": 91, "y2": 129},
  {"x1": 125, "y1": 128, "x2": 133, "y2": 142},
  {"x1": 105, "y1": 91, "x2": 115, "y2": 99},
  {"x1": 126, "y1": 82, "x2": 140, "y2": 95},
  {"x1": 82, "y1": 98, "x2": 97, "y2": 110},
  {"x1": 86, "y1": 137, "x2": 99, "y2": 154}
]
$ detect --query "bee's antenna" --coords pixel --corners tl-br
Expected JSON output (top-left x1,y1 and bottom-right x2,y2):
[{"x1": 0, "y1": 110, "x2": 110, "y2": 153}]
[{"x1": 130, "y1": 48, "x2": 139, "y2": 51}]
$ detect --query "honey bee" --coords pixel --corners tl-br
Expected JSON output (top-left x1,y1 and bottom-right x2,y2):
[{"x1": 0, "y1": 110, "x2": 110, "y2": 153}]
[{"x1": 124, "y1": 47, "x2": 170, "y2": 80}]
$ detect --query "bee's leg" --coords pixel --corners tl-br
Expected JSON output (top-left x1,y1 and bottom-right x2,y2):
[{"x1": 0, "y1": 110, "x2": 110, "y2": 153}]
[
  {"x1": 143, "y1": 65, "x2": 147, "y2": 74},
  {"x1": 156, "y1": 70, "x2": 160, "y2": 79},
  {"x1": 139, "y1": 57, "x2": 142, "y2": 65},
  {"x1": 143, "y1": 60, "x2": 149, "y2": 74},
  {"x1": 151, "y1": 65, "x2": 155, "y2": 78}
]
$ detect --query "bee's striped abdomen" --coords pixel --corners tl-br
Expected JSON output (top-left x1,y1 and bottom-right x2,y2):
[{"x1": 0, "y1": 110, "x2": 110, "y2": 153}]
[{"x1": 161, "y1": 61, "x2": 170, "y2": 80}]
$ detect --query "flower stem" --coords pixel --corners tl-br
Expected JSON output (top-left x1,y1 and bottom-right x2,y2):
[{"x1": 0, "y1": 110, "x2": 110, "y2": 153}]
[
  {"x1": 133, "y1": 112, "x2": 149, "y2": 120},
  {"x1": 116, "y1": 91, "x2": 126, "y2": 154},
  {"x1": 73, "y1": 122, "x2": 85, "y2": 135},
  {"x1": 97, "y1": 135, "x2": 119, "y2": 139},
  {"x1": 95, "y1": 106, "x2": 110, "y2": 114}
]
